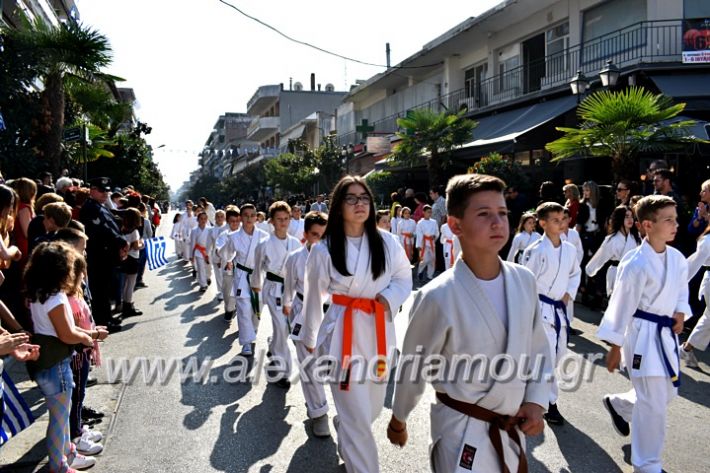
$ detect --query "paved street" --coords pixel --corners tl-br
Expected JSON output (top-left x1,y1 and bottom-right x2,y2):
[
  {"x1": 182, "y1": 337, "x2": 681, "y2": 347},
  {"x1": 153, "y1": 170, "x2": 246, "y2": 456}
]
[{"x1": 2, "y1": 219, "x2": 709, "y2": 472}]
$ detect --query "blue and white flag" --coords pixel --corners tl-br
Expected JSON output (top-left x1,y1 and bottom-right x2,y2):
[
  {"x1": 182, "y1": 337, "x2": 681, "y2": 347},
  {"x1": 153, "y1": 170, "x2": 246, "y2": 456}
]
[
  {"x1": 146, "y1": 236, "x2": 169, "y2": 270},
  {"x1": 1, "y1": 369, "x2": 35, "y2": 446},
  {"x1": 0, "y1": 111, "x2": 6, "y2": 131}
]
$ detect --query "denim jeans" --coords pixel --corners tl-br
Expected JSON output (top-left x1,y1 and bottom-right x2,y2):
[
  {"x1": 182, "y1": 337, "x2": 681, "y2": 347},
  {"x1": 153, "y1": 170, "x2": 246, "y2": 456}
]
[{"x1": 35, "y1": 357, "x2": 74, "y2": 397}]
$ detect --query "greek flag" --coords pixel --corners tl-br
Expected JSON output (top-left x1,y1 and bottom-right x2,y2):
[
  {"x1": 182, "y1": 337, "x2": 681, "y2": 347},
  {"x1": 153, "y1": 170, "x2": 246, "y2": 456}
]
[
  {"x1": 146, "y1": 236, "x2": 169, "y2": 270},
  {"x1": 0, "y1": 112, "x2": 6, "y2": 131},
  {"x1": 1, "y1": 369, "x2": 35, "y2": 446}
]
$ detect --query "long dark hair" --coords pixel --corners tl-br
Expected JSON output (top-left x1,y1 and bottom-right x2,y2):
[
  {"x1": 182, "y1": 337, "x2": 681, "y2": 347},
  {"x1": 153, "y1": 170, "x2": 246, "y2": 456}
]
[
  {"x1": 608, "y1": 205, "x2": 641, "y2": 244},
  {"x1": 325, "y1": 176, "x2": 386, "y2": 279}
]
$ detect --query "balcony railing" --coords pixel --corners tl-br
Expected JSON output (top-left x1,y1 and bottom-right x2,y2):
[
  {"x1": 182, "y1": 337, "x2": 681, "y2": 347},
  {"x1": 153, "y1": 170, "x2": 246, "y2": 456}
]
[
  {"x1": 338, "y1": 19, "x2": 685, "y2": 146},
  {"x1": 247, "y1": 116, "x2": 280, "y2": 141}
]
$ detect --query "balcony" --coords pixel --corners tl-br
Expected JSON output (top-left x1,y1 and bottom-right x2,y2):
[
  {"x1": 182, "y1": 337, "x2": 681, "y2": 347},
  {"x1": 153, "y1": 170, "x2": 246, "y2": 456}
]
[
  {"x1": 247, "y1": 116, "x2": 280, "y2": 141},
  {"x1": 231, "y1": 147, "x2": 279, "y2": 175},
  {"x1": 338, "y1": 19, "x2": 687, "y2": 145},
  {"x1": 247, "y1": 85, "x2": 281, "y2": 116}
]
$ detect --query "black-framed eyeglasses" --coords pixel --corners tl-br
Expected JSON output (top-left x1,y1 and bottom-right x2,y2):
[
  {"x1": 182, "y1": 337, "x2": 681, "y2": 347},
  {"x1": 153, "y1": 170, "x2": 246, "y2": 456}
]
[{"x1": 344, "y1": 194, "x2": 371, "y2": 206}]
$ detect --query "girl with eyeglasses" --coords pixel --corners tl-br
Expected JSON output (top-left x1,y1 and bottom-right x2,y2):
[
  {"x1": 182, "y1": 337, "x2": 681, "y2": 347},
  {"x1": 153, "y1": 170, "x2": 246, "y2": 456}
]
[{"x1": 302, "y1": 176, "x2": 412, "y2": 473}]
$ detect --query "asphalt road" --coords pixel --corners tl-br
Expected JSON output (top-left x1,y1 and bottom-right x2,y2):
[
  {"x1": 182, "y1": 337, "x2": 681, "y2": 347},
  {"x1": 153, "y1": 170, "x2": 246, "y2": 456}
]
[{"x1": 90, "y1": 220, "x2": 709, "y2": 473}]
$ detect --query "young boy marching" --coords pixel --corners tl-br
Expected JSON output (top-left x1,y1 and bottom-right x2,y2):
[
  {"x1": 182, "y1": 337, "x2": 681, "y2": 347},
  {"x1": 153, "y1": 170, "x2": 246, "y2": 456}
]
[
  {"x1": 224, "y1": 204, "x2": 268, "y2": 356},
  {"x1": 416, "y1": 205, "x2": 439, "y2": 281},
  {"x1": 522, "y1": 202, "x2": 581, "y2": 425},
  {"x1": 252, "y1": 201, "x2": 301, "y2": 385},
  {"x1": 208, "y1": 210, "x2": 228, "y2": 301},
  {"x1": 389, "y1": 174, "x2": 550, "y2": 472},
  {"x1": 189, "y1": 211, "x2": 212, "y2": 292},
  {"x1": 283, "y1": 211, "x2": 330, "y2": 437},
  {"x1": 397, "y1": 207, "x2": 416, "y2": 262},
  {"x1": 598, "y1": 195, "x2": 689, "y2": 473},
  {"x1": 439, "y1": 220, "x2": 460, "y2": 271},
  {"x1": 216, "y1": 206, "x2": 241, "y2": 321}
]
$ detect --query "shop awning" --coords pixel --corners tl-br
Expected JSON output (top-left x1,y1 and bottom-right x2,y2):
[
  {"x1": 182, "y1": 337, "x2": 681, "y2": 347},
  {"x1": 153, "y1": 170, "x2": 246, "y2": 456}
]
[
  {"x1": 460, "y1": 95, "x2": 577, "y2": 150},
  {"x1": 660, "y1": 115, "x2": 710, "y2": 140},
  {"x1": 650, "y1": 73, "x2": 710, "y2": 98}
]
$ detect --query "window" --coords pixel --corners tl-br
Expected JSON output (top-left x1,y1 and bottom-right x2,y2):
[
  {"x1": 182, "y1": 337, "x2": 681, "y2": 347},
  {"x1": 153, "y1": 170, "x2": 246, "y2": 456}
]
[
  {"x1": 582, "y1": 0, "x2": 646, "y2": 64},
  {"x1": 464, "y1": 62, "x2": 488, "y2": 106},
  {"x1": 514, "y1": 150, "x2": 531, "y2": 166},
  {"x1": 546, "y1": 22, "x2": 570, "y2": 78},
  {"x1": 532, "y1": 149, "x2": 545, "y2": 166},
  {"x1": 685, "y1": 0, "x2": 710, "y2": 18}
]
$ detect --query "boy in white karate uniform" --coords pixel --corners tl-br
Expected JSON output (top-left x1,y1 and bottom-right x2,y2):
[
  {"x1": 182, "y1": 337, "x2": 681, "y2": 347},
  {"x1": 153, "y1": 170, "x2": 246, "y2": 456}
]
[
  {"x1": 224, "y1": 204, "x2": 269, "y2": 356},
  {"x1": 189, "y1": 212, "x2": 212, "y2": 292},
  {"x1": 181, "y1": 201, "x2": 198, "y2": 266},
  {"x1": 252, "y1": 201, "x2": 301, "y2": 386},
  {"x1": 439, "y1": 221, "x2": 460, "y2": 271},
  {"x1": 681, "y1": 229, "x2": 710, "y2": 367},
  {"x1": 389, "y1": 174, "x2": 549, "y2": 473},
  {"x1": 416, "y1": 205, "x2": 439, "y2": 281},
  {"x1": 283, "y1": 211, "x2": 330, "y2": 437},
  {"x1": 216, "y1": 207, "x2": 241, "y2": 321},
  {"x1": 523, "y1": 202, "x2": 581, "y2": 425},
  {"x1": 598, "y1": 195, "x2": 689, "y2": 473},
  {"x1": 396, "y1": 207, "x2": 416, "y2": 262},
  {"x1": 287, "y1": 205, "x2": 305, "y2": 242},
  {"x1": 208, "y1": 210, "x2": 228, "y2": 301}
]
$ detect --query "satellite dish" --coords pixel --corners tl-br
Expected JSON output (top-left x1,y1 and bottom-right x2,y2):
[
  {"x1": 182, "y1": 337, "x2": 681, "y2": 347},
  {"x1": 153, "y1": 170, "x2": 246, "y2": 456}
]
[
  {"x1": 325, "y1": 83, "x2": 335, "y2": 92},
  {"x1": 293, "y1": 82, "x2": 303, "y2": 91}
]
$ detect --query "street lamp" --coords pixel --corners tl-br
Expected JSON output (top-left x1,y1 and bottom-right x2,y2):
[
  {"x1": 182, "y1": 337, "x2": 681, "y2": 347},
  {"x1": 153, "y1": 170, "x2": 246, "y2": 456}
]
[
  {"x1": 569, "y1": 70, "x2": 589, "y2": 96},
  {"x1": 599, "y1": 59, "x2": 620, "y2": 88}
]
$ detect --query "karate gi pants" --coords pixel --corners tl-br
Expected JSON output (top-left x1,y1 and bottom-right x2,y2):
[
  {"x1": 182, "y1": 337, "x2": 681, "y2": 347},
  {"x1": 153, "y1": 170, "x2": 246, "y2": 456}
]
[
  {"x1": 263, "y1": 285, "x2": 292, "y2": 379},
  {"x1": 332, "y1": 377, "x2": 387, "y2": 473},
  {"x1": 211, "y1": 261, "x2": 224, "y2": 297},
  {"x1": 194, "y1": 256, "x2": 211, "y2": 288},
  {"x1": 688, "y1": 310, "x2": 710, "y2": 351},
  {"x1": 236, "y1": 297, "x2": 260, "y2": 346},
  {"x1": 181, "y1": 240, "x2": 191, "y2": 262},
  {"x1": 543, "y1": 321, "x2": 567, "y2": 404},
  {"x1": 608, "y1": 377, "x2": 675, "y2": 473},
  {"x1": 293, "y1": 341, "x2": 328, "y2": 419},
  {"x1": 222, "y1": 271, "x2": 236, "y2": 313}
]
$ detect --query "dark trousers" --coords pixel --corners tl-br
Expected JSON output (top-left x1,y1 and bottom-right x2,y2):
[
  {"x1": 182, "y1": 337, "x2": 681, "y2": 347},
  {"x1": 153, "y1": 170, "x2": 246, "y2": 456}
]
[
  {"x1": 70, "y1": 353, "x2": 90, "y2": 439},
  {"x1": 137, "y1": 248, "x2": 147, "y2": 283},
  {"x1": 88, "y1": 266, "x2": 113, "y2": 326}
]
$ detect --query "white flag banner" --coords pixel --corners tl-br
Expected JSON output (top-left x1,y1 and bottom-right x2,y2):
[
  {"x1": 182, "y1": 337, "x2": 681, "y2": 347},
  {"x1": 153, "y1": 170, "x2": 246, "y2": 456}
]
[
  {"x1": 1, "y1": 369, "x2": 35, "y2": 446},
  {"x1": 146, "y1": 236, "x2": 169, "y2": 270}
]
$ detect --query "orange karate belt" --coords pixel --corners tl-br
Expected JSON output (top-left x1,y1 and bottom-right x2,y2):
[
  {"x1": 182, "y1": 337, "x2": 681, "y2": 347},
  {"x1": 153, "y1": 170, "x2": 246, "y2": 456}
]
[
  {"x1": 332, "y1": 294, "x2": 387, "y2": 391},
  {"x1": 421, "y1": 235, "x2": 435, "y2": 260},
  {"x1": 193, "y1": 244, "x2": 209, "y2": 264},
  {"x1": 445, "y1": 239, "x2": 455, "y2": 266},
  {"x1": 401, "y1": 232, "x2": 414, "y2": 260}
]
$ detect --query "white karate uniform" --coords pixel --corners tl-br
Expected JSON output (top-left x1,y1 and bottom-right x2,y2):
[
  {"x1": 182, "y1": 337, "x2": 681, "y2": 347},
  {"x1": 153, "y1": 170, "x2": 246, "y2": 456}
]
[
  {"x1": 396, "y1": 218, "x2": 416, "y2": 261},
  {"x1": 506, "y1": 231, "x2": 542, "y2": 263},
  {"x1": 439, "y1": 223, "x2": 461, "y2": 271},
  {"x1": 416, "y1": 218, "x2": 439, "y2": 279},
  {"x1": 303, "y1": 230, "x2": 412, "y2": 473},
  {"x1": 189, "y1": 225, "x2": 212, "y2": 289},
  {"x1": 216, "y1": 227, "x2": 239, "y2": 313},
  {"x1": 256, "y1": 221, "x2": 274, "y2": 235},
  {"x1": 523, "y1": 235, "x2": 581, "y2": 404},
  {"x1": 392, "y1": 259, "x2": 551, "y2": 473},
  {"x1": 225, "y1": 226, "x2": 269, "y2": 346},
  {"x1": 687, "y1": 234, "x2": 710, "y2": 351},
  {"x1": 391, "y1": 217, "x2": 399, "y2": 236},
  {"x1": 597, "y1": 240, "x2": 690, "y2": 473},
  {"x1": 585, "y1": 231, "x2": 640, "y2": 296},
  {"x1": 204, "y1": 202, "x2": 216, "y2": 225},
  {"x1": 181, "y1": 214, "x2": 198, "y2": 262},
  {"x1": 284, "y1": 245, "x2": 329, "y2": 420},
  {"x1": 170, "y1": 220, "x2": 183, "y2": 258},
  {"x1": 561, "y1": 228, "x2": 583, "y2": 264},
  {"x1": 253, "y1": 233, "x2": 302, "y2": 378},
  {"x1": 208, "y1": 223, "x2": 229, "y2": 299},
  {"x1": 288, "y1": 218, "x2": 305, "y2": 241}
]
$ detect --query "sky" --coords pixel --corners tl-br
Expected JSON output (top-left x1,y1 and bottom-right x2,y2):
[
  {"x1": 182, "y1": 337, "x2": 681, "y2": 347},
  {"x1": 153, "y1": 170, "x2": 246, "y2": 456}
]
[{"x1": 75, "y1": 0, "x2": 501, "y2": 191}]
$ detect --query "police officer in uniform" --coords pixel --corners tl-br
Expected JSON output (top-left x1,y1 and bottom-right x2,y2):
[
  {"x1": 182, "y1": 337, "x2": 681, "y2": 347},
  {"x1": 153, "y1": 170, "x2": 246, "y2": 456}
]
[{"x1": 80, "y1": 177, "x2": 128, "y2": 332}]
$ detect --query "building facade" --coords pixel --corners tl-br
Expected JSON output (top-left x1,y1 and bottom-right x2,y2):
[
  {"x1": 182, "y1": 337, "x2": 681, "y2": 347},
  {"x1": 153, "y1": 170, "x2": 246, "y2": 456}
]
[{"x1": 1, "y1": 0, "x2": 78, "y2": 28}]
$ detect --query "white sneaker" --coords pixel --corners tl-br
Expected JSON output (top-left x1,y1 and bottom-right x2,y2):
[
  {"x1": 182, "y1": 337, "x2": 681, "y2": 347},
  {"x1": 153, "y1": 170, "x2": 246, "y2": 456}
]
[
  {"x1": 680, "y1": 346, "x2": 700, "y2": 368},
  {"x1": 73, "y1": 435, "x2": 103, "y2": 455},
  {"x1": 70, "y1": 453, "x2": 97, "y2": 470},
  {"x1": 81, "y1": 425, "x2": 103, "y2": 442}
]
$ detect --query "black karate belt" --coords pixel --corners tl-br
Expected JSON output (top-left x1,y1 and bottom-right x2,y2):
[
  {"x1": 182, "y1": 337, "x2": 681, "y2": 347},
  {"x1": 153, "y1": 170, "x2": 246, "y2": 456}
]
[
  {"x1": 296, "y1": 292, "x2": 304, "y2": 301},
  {"x1": 436, "y1": 392, "x2": 528, "y2": 473},
  {"x1": 236, "y1": 262, "x2": 260, "y2": 317},
  {"x1": 266, "y1": 271, "x2": 285, "y2": 285},
  {"x1": 538, "y1": 294, "x2": 570, "y2": 353},
  {"x1": 609, "y1": 260, "x2": 620, "y2": 267},
  {"x1": 632, "y1": 309, "x2": 681, "y2": 387},
  {"x1": 703, "y1": 266, "x2": 710, "y2": 272}
]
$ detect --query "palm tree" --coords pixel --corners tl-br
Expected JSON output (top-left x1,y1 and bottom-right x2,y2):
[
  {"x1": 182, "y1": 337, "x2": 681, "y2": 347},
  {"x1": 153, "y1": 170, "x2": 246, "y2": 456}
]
[
  {"x1": 392, "y1": 108, "x2": 477, "y2": 187},
  {"x1": 546, "y1": 86, "x2": 706, "y2": 181},
  {"x1": 6, "y1": 18, "x2": 114, "y2": 175}
]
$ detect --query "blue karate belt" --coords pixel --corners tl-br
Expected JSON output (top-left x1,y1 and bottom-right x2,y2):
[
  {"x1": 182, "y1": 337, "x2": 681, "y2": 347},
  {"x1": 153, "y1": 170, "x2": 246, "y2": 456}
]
[
  {"x1": 539, "y1": 294, "x2": 570, "y2": 353},
  {"x1": 632, "y1": 309, "x2": 681, "y2": 387}
]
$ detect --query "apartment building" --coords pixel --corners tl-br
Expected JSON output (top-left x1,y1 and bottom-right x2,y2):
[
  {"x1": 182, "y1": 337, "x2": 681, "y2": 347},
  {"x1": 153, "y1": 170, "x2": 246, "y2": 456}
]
[
  {"x1": 200, "y1": 113, "x2": 257, "y2": 178},
  {"x1": 1, "y1": 0, "x2": 78, "y2": 27},
  {"x1": 337, "y1": 0, "x2": 710, "y2": 183}
]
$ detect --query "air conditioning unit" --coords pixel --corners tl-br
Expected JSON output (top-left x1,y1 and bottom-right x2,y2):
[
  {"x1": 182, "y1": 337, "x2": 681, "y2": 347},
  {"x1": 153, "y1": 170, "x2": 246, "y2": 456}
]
[{"x1": 293, "y1": 82, "x2": 304, "y2": 91}]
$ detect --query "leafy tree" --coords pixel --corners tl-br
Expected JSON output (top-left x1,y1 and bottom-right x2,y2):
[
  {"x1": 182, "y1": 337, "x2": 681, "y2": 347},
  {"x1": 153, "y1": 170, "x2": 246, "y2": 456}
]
[
  {"x1": 546, "y1": 86, "x2": 707, "y2": 180},
  {"x1": 265, "y1": 151, "x2": 317, "y2": 195},
  {"x1": 392, "y1": 109, "x2": 477, "y2": 187},
  {"x1": 469, "y1": 152, "x2": 528, "y2": 190}
]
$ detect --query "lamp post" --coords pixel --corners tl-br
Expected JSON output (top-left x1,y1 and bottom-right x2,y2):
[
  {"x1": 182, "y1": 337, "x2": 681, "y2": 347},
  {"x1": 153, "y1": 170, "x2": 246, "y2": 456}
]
[
  {"x1": 341, "y1": 144, "x2": 355, "y2": 174},
  {"x1": 569, "y1": 70, "x2": 590, "y2": 103},
  {"x1": 599, "y1": 59, "x2": 620, "y2": 88}
]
